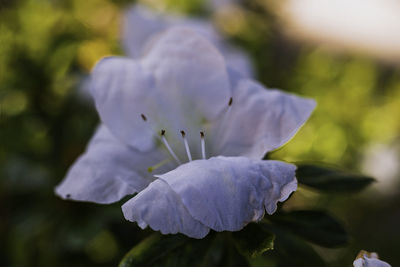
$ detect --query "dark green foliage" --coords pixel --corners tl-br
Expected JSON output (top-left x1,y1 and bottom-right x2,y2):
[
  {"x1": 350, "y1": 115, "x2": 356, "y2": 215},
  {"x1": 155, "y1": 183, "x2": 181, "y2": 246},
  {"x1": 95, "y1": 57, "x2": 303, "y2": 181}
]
[
  {"x1": 272, "y1": 230, "x2": 326, "y2": 267},
  {"x1": 232, "y1": 223, "x2": 274, "y2": 258},
  {"x1": 297, "y1": 164, "x2": 375, "y2": 193},
  {"x1": 119, "y1": 234, "x2": 189, "y2": 267},
  {"x1": 119, "y1": 232, "x2": 249, "y2": 267},
  {"x1": 269, "y1": 210, "x2": 348, "y2": 248}
]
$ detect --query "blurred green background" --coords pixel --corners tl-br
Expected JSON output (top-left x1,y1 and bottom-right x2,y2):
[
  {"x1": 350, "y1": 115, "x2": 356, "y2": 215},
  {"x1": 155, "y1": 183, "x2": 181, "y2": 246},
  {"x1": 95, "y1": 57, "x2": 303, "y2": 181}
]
[{"x1": 1, "y1": 0, "x2": 399, "y2": 266}]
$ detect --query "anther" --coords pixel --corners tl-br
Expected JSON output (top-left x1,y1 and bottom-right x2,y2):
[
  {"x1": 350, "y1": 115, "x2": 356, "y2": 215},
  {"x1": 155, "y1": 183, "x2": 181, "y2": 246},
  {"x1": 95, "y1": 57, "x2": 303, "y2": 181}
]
[
  {"x1": 140, "y1": 114, "x2": 147, "y2": 121},
  {"x1": 200, "y1": 131, "x2": 206, "y2": 159},
  {"x1": 228, "y1": 97, "x2": 233, "y2": 106},
  {"x1": 181, "y1": 130, "x2": 192, "y2": 161},
  {"x1": 160, "y1": 130, "x2": 181, "y2": 164}
]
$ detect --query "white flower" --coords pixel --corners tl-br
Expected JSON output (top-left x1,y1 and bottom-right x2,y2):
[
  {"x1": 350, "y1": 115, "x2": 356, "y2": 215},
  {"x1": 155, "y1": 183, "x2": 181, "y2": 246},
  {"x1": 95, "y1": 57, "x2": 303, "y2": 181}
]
[
  {"x1": 55, "y1": 27, "x2": 315, "y2": 238},
  {"x1": 122, "y1": 4, "x2": 253, "y2": 78},
  {"x1": 353, "y1": 251, "x2": 391, "y2": 267}
]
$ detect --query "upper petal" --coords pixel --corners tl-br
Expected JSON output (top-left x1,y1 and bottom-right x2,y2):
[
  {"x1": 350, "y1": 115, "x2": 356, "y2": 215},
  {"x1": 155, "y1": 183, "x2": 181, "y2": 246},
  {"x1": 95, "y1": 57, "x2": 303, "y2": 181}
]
[
  {"x1": 91, "y1": 27, "x2": 231, "y2": 153},
  {"x1": 122, "y1": 4, "x2": 169, "y2": 58},
  {"x1": 210, "y1": 80, "x2": 316, "y2": 159},
  {"x1": 122, "y1": 179, "x2": 210, "y2": 239},
  {"x1": 55, "y1": 125, "x2": 172, "y2": 204},
  {"x1": 156, "y1": 156, "x2": 297, "y2": 232},
  {"x1": 123, "y1": 5, "x2": 253, "y2": 78},
  {"x1": 141, "y1": 27, "x2": 231, "y2": 122}
]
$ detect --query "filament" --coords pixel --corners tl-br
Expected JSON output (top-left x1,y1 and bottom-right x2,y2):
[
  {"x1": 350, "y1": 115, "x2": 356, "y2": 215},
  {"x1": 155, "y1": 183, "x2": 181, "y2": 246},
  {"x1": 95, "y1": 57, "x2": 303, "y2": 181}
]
[
  {"x1": 161, "y1": 130, "x2": 181, "y2": 164},
  {"x1": 181, "y1": 130, "x2": 192, "y2": 161},
  {"x1": 200, "y1": 131, "x2": 206, "y2": 159}
]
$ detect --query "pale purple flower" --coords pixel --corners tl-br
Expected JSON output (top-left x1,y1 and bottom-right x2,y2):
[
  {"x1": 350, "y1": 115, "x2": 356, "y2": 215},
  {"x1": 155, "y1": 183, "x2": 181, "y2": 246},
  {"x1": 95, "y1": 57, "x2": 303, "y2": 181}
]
[
  {"x1": 55, "y1": 27, "x2": 315, "y2": 238},
  {"x1": 122, "y1": 4, "x2": 254, "y2": 79},
  {"x1": 353, "y1": 251, "x2": 391, "y2": 267}
]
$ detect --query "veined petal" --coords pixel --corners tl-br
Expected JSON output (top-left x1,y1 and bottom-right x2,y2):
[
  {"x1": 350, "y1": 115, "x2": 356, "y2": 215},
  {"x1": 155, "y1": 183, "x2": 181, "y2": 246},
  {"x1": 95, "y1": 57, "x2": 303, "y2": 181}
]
[
  {"x1": 122, "y1": 179, "x2": 210, "y2": 239},
  {"x1": 55, "y1": 125, "x2": 172, "y2": 204},
  {"x1": 156, "y1": 156, "x2": 297, "y2": 232},
  {"x1": 91, "y1": 28, "x2": 231, "y2": 153},
  {"x1": 212, "y1": 79, "x2": 316, "y2": 159}
]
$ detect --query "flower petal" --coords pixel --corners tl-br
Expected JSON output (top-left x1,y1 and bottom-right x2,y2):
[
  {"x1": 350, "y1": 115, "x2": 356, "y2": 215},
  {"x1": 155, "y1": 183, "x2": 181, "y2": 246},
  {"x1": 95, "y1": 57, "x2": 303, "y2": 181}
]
[
  {"x1": 91, "y1": 27, "x2": 231, "y2": 152},
  {"x1": 122, "y1": 179, "x2": 210, "y2": 239},
  {"x1": 123, "y1": 5, "x2": 253, "y2": 78},
  {"x1": 353, "y1": 253, "x2": 391, "y2": 267},
  {"x1": 55, "y1": 125, "x2": 172, "y2": 204},
  {"x1": 211, "y1": 80, "x2": 316, "y2": 159},
  {"x1": 156, "y1": 156, "x2": 297, "y2": 232},
  {"x1": 141, "y1": 27, "x2": 231, "y2": 122},
  {"x1": 353, "y1": 257, "x2": 391, "y2": 267},
  {"x1": 122, "y1": 4, "x2": 169, "y2": 58}
]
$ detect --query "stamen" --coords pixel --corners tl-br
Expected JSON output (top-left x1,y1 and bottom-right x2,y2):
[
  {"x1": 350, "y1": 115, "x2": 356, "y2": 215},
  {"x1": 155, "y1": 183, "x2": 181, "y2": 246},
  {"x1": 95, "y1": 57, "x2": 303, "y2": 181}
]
[
  {"x1": 213, "y1": 97, "x2": 233, "y2": 150},
  {"x1": 147, "y1": 158, "x2": 170, "y2": 173},
  {"x1": 181, "y1": 130, "x2": 192, "y2": 161},
  {"x1": 200, "y1": 131, "x2": 206, "y2": 159},
  {"x1": 140, "y1": 114, "x2": 147, "y2": 121},
  {"x1": 161, "y1": 130, "x2": 181, "y2": 164}
]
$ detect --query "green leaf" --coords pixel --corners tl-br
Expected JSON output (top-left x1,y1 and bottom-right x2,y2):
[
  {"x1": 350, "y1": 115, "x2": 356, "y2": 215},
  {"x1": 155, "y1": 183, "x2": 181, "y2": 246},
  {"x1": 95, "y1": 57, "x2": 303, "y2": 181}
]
[
  {"x1": 119, "y1": 232, "x2": 250, "y2": 267},
  {"x1": 269, "y1": 210, "x2": 348, "y2": 248},
  {"x1": 274, "y1": 232, "x2": 326, "y2": 267},
  {"x1": 296, "y1": 164, "x2": 375, "y2": 193},
  {"x1": 232, "y1": 223, "x2": 275, "y2": 258},
  {"x1": 261, "y1": 223, "x2": 326, "y2": 267},
  {"x1": 118, "y1": 234, "x2": 189, "y2": 267}
]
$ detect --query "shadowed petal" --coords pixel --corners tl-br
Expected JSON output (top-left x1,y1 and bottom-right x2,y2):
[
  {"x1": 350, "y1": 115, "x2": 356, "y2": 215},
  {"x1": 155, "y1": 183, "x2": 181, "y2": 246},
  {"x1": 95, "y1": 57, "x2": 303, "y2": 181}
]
[
  {"x1": 55, "y1": 125, "x2": 172, "y2": 204},
  {"x1": 156, "y1": 156, "x2": 297, "y2": 232},
  {"x1": 211, "y1": 80, "x2": 316, "y2": 159},
  {"x1": 122, "y1": 179, "x2": 210, "y2": 239}
]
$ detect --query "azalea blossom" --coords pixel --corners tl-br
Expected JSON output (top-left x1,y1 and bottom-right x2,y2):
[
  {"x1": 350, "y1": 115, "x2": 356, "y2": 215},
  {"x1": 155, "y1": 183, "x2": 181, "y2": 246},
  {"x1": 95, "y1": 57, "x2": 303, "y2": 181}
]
[
  {"x1": 353, "y1": 251, "x2": 391, "y2": 267},
  {"x1": 55, "y1": 27, "x2": 315, "y2": 238},
  {"x1": 123, "y1": 4, "x2": 253, "y2": 78}
]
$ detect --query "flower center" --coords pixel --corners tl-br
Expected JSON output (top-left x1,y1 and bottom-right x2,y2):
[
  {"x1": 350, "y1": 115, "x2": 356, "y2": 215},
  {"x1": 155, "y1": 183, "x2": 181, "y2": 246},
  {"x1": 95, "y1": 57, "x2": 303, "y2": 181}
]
[
  {"x1": 140, "y1": 97, "x2": 233, "y2": 167},
  {"x1": 159, "y1": 129, "x2": 205, "y2": 165}
]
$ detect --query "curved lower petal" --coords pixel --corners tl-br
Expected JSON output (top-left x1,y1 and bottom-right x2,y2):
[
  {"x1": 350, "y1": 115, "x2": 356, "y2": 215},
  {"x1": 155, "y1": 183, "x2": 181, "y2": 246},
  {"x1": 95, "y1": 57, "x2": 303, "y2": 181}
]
[
  {"x1": 55, "y1": 125, "x2": 172, "y2": 204},
  {"x1": 156, "y1": 156, "x2": 297, "y2": 233},
  {"x1": 122, "y1": 179, "x2": 210, "y2": 239},
  {"x1": 211, "y1": 80, "x2": 316, "y2": 159}
]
